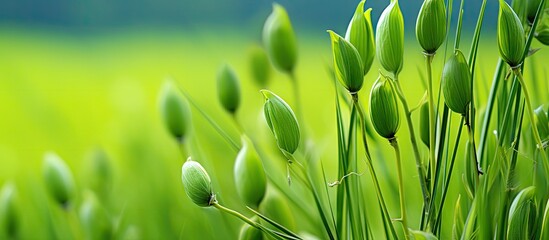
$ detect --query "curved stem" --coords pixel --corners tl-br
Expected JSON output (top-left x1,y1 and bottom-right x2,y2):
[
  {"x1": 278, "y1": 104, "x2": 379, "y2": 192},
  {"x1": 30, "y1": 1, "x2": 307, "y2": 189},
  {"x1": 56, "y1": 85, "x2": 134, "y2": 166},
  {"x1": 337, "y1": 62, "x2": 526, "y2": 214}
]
[
  {"x1": 392, "y1": 75, "x2": 431, "y2": 207},
  {"x1": 213, "y1": 203, "x2": 260, "y2": 229},
  {"x1": 513, "y1": 69, "x2": 549, "y2": 177},
  {"x1": 389, "y1": 138, "x2": 410, "y2": 240}
]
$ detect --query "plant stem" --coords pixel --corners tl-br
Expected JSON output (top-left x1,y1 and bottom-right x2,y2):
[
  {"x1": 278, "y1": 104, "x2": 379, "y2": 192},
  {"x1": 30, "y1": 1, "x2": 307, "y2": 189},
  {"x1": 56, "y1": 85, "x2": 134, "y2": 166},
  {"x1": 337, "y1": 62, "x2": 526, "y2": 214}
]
[
  {"x1": 289, "y1": 71, "x2": 304, "y2": 127},
  {"x1": 213, "y1": 203, "x2": 260, "y2": 230},
  {"x1": 389, "y1": 138, "x2": 410, "y2": 240},
  {"x1": 392, "y1": 75, "x2": 431, "y2": 207},
  {"x1": 477, "y1": 59, "x2": 505, "y2": 166},
  {"x1": 352, "y1": 94, "x2": 398, "y2": 239},
  {"x1": 513, "y1": 68, "x2": 549, "y2": 174},
  {"x1": 464, "y1": 114, "x2": 482, "y2": 184},
  {"x1": 433, "y1": 117, "x2": 464, "y2": 232},
  {"x1": 424, "y1": 53, "x2": 437, "y2": 224}
]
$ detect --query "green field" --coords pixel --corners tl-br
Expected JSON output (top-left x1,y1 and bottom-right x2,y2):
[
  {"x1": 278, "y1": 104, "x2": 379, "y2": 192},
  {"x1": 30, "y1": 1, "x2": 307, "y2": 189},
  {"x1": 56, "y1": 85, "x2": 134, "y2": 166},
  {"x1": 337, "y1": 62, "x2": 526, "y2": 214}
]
[{"x1": 0, "y1": 25, "x2": 548, "y2": 239}]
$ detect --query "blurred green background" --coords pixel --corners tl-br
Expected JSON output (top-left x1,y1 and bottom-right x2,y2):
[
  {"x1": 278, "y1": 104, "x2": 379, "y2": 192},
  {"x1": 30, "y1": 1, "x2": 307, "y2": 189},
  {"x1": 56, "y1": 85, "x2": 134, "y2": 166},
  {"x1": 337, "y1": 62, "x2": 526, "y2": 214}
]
[{"x1": 1, "y1": 0, "x2": 548, "y2": 239}]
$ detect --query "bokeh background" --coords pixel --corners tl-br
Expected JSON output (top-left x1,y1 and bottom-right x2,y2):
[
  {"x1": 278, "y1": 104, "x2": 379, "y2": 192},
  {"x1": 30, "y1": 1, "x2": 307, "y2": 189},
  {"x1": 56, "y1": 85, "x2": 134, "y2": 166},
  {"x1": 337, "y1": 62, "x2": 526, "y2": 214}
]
[{"x1": 0, "y1": 0, "x2": 548, "y2": 239}]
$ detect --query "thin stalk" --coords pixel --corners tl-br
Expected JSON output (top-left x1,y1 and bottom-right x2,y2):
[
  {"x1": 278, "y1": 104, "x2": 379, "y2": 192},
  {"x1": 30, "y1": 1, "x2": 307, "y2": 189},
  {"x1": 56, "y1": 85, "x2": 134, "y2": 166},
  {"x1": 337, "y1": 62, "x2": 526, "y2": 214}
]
[
  {"x1": 389, "y1": 138, "x2": 410, "y2": 240},
  {"x1": 497, "y1": 99, "x2": 525, "y2": 239},
  {"x1": 289, "y1": 71, "x2": 304, "y2": 128},
  {"x1": 424, "y1": 53, "x2": 437, "y2": 223},
  {"x1": 213, "y1": 203, "x2": 258, "y2": 228},
  {"x1": 392, "y1": 75, "x2": 431, "y2": 206},
  {"x1": 513, "y1": 68, "x2": 549, "y2": 173},
  {"x1": 465, "y1": 113, "x2": 482, "y2": 184},
  {"x1": 352, "y1": 94, "x2": 400, "y2": 239},
  {"x1": 433, "y1": 118, "x2": 464, "y2": 233},
  {"x1": 478, "y1": 60, "x2": 505, "y2": 165}
]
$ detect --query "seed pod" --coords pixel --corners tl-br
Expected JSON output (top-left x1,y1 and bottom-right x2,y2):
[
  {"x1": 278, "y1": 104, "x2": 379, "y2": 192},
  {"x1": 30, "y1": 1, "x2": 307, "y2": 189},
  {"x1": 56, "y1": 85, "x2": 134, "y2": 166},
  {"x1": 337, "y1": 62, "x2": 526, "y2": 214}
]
[
  {"x1": 527, "y1": 0, "x2": 543, "y2": 25},
  {"x1": 535, "y1": 105, "x2": 549, "y2": 140},
  {"x1": 419, "y1": 100, "x2": 430, "y2": 147},
  {"x1": 0, "y1": 182, "x2": 18, "y2": 238},
  {"x1": 441, "y1": 50, "x2": 472, "y2": 115},
  {"x1": 80, "y1": 190, "x2": 112, "y2": 240},
  {"x1": 328, "y1": 30, "x2": 364, "y2": 93},
  {"x1": 345, "y1": 0, "x2": 375, "y2": 75},
  {"x1": 249, "y1": 45, "x2": 271, "y2": 87},
  {"x1": 43, "y1": 152, "x2": 75, "y2": 206},
  {"x1": 507, "y1": 186, "x2": 537, "y2": 240},
  {"x1": 536, "y1": 23, "x2": 549, "y2": 45},
  {"x1": 217, "y1": 64, "x2": 241, "y2": 114},
  {"x1": 261, "y1": 90, "x2": 300, "y2": 157},
  {"x1": 234, "y1": 136, "x2": 267, "y2": 209},
  {"x1": 416, "y1": 0, "x2": 447, "y2": 54},
  {"x1": 181, "y1": 158, "x2": 215, "y2": 207},
  {"x1": 84, "y1": 149, "x2": 113, "y2": 200},
  {"x1": 376, "y1": 0, "x2": 405, "y2": 75},
  {"x1": 238, "y1": 218, "x2": 263, "y2": 240},
  {"x1": 262, "y1": 3, "x2": 297, "y2": 74},
  {"x1": 369, "y1": 75, "x2": 400, "y2": 139},
  {"x1": 498, "y1": 0, "x2": 526, "y2": 68},
  {"x1": 159, "y1": 80, "x2": 192, "y2": 142}
]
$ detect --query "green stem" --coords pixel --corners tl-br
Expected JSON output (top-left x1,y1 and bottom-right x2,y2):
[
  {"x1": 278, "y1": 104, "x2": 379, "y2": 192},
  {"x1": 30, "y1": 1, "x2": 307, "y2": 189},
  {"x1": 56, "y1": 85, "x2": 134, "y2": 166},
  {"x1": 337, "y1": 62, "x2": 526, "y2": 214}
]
[
  {"x1": 393, "y1": 75, "x2": 431, "y2": 207},
  {"x1": 352, "y1": 94, "x2": 398, "y2": 239},
  {"x1": 465, "y1": 114, "x2": 482, "y2": 184},
  {"x1": 213, "y1": 203, "x2": 260, "y2": 230},
  {"x1": 289, "y1": 71, "x2": 304, "y2": 127},
  {"x1": 424, "y1": 53, "x2": 437, "y2": 230},
  {"x1": 477, "y1": 60, "x2": 505, "y2": 166},
  {"x1": 513, "y1": 68, "x2": 549, "y2": 177},
  {"x1": 433, "y1": 117, "x2": 464, "y2": 233},
  {"x1": 389, "y1": 138, "x2": 410, "y2": 240}
]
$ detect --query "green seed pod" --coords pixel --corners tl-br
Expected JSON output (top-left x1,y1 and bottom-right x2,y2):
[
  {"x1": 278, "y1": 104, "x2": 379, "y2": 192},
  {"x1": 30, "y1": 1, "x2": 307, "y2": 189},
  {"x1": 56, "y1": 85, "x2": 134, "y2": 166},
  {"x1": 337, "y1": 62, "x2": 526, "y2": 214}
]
[
  {"x1": 249, "y1": 45, "x2": 271, "y2": 88},
  {"x1": 43, "y1": 152, "x2": 75, "y2": 206},
  {"x1": 80, "y1": 190, "x2": 112, "y2": 240},
  {"x1": 441, "y1": 50, "x2": 472, "y2": 115},
  {"x1": 345, "y1": 0, "x2": 375, "y2": 75},
  {"x1": 536, "y1": 23, "x2": 549, "y2": 45},
  {"x1": 0, "y1": 182, "x2": 18, "y2": 238},
  {"x1": 234, "y1": 136, "x2": 267, "y2": 209},
  {"x1": 261, "y1": 90, "x2": 300, "y2": 157},
  {"x1": 84, "y1": 149, "x2": 113, "y2": 200},
  {"x1": 328, "y1": 30, "x2": 364, "y2": 93},
  {"x1": 416, "y1": 0, "x2": 447, "y2": 54},
  {"x1": 181, "y1": 158, "x2": 215, "y2": 207},
  {"x1": 527, "y1": 0, "x2": 543, "y2": 25},
  {"x1": 535, "y1": 105, "x2": 549, "y2": 140},
  {"x1": 369, "y1": 75, "x2": 400, "y2": 139},
  {"x1": 159, "y1": 80, "x2": 192, "y2": 142},
  {"x1": 217, "y1": 64, "x2": 241, "y2": 114},
  {"x1": 419, "y1": 100, "x2": 430, "y2": 147},
  {"x1": 238, "y1": 218, "x2": 263, "y2": 240},
  {"x1": 507, "y1": 186, "x2": 537, "y2": 240},
  {"x1": 262, "y1": 3, "x2": 297, "y2": 74},
  {"x1": 376, "y1": 0, "x2": 405, "y2": 75},
  {"x1": 498, "y1": 0, "x2": 526, "y2": 68}
]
